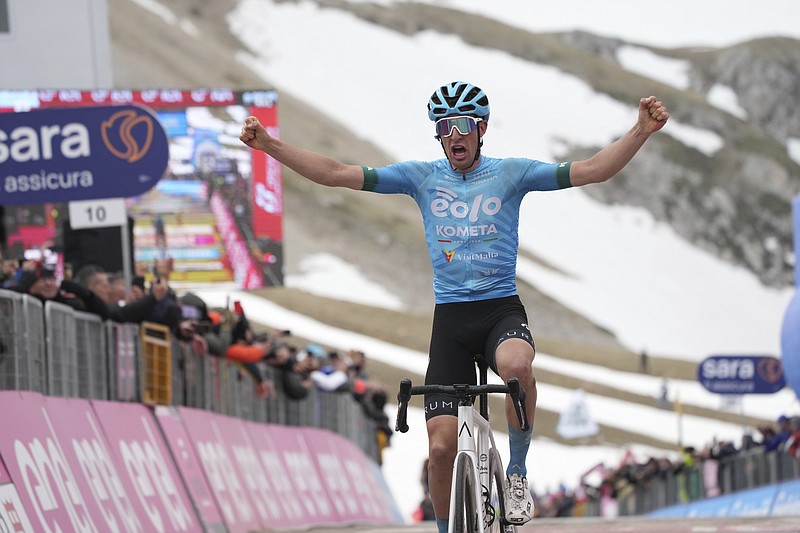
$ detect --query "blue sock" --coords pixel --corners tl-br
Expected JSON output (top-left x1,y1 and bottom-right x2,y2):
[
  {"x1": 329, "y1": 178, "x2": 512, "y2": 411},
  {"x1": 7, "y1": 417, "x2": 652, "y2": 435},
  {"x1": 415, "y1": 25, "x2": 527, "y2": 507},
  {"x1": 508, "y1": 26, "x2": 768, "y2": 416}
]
[
  {"x1": 507, "y1": 425, "x2": 532, "y2": 476},
  {"x1": 436, "y1": 517, "x2": 448, "y2": 533}
]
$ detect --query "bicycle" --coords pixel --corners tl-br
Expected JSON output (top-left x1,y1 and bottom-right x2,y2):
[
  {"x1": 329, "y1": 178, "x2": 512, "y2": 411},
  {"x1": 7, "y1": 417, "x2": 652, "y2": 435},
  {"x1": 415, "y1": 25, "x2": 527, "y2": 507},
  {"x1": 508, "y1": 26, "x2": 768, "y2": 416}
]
[{"x1": 395, "y1": 355, "x2": 530, "y2": 533}]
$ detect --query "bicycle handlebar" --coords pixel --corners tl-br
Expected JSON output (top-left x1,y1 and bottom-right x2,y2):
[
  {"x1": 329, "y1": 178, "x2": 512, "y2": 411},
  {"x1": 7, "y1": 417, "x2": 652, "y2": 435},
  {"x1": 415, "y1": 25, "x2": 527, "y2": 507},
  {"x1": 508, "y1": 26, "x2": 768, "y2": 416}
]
[{"x1": 394, "y1": 378, "x2": 529, "y2": 433}]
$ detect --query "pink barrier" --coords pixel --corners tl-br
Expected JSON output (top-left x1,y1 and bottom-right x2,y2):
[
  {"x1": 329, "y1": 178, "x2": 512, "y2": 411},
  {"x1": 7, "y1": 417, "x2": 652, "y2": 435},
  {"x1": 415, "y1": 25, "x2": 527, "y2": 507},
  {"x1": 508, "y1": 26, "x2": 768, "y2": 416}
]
[
  {"x1": 153, "y1": 406, "x2": 225, "y2": 531},
  {"x1": 91, "y1": 401, "x2": 201, "y2": 532},
  {"x1": 0, "y1": 392, "x2": 400, "y2": 532},
  {"x1": 0, "y1": 392, "x2": 202, "y2": 532},
  {"x1": 0, "y1": 392, "x2": 122, "y2": 532},
  {"x1": 0, "y1": 448, "x2": 35, "y2": 531},
  {"x1": 299, "y1": 426, "x2": 397, "y2": 524},
  {"x1": 171, "y1": 407, "x2": 400, "y2": 530},
  {"x1": 174, "y1": 406, "x2": 265, "y2": 532}
]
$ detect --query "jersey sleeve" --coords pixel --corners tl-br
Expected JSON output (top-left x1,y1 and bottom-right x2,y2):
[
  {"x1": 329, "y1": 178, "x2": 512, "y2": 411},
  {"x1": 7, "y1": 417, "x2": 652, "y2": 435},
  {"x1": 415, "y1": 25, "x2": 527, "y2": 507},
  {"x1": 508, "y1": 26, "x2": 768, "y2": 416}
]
[
  {"x1": 500, "y1": 158, "x2": 573, "y2": 192},
  {"x1": 361, "y1": 161, "x2": 431, "y2": 195}
]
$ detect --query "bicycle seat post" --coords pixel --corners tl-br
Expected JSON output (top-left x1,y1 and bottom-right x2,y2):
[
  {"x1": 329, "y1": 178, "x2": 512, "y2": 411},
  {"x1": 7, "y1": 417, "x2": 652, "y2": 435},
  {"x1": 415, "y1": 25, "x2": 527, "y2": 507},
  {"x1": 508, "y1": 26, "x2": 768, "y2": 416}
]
[{"x1": 474, "y1": 354, "x2": 490, "y2": 421}]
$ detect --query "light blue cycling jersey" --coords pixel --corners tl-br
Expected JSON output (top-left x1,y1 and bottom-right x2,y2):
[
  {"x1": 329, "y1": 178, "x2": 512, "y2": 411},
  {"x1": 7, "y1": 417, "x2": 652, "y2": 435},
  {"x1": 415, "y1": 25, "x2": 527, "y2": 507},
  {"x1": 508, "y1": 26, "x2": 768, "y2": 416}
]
[{"x1": 362, "y1": 156, "x2": 572, "y2": 304}]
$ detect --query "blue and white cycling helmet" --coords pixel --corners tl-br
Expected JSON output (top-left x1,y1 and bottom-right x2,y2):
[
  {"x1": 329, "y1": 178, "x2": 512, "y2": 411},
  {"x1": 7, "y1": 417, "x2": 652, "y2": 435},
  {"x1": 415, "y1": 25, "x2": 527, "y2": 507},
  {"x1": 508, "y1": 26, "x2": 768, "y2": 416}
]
[{"x1": 427, "y1": 81, "x2": 490, "y2": 122}]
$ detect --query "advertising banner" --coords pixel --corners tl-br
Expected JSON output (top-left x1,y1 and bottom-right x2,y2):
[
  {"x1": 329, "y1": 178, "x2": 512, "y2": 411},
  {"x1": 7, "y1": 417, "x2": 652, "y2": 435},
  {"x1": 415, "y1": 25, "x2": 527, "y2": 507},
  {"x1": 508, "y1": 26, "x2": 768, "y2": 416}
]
[
  {"x1": 300, "y1": 426, "x2": 399, "y2": 523},
  {"x1": 90, "y1": 401, "x2": 201, "y2": 533},
  {"x1": 0, "y1": 393, "x2": 400, "y2": 531},
  {"x1": 196, "y1": 413, "x2": 279, "y2": 528},
  {"x1": 698, "y1": 355, "x2": 786, "y2": 394},
  {"x1": 243, "y1": 422, "x2": 310, "y2": 527},
  {"x1": 771, "y1": 479, "x2": 800, "y2": 516},
  {"x1": 0, "y1": 104, "x2": 168, "y2": 204},
  {"x1": 176, "y1": 407, "x2": 261, "y2": 533},
  {"x1": 0, "y1": 456, "x2": 35, "y2": 532},
  {"x1": 651, "y1": 483, "x2": 778, "y2": 518},
  {"x1": 0, "y1": 392, "x2": 123, "y2": 532},
  {"x1": 153, "y1": 406, "x2": 225, "y2": 532},
  {"x1": 252, "y1": 423, "x2": 338, "y2": 527},
  {"x1": 248, "y1": 103, "x2": 282, "y2": 241}
]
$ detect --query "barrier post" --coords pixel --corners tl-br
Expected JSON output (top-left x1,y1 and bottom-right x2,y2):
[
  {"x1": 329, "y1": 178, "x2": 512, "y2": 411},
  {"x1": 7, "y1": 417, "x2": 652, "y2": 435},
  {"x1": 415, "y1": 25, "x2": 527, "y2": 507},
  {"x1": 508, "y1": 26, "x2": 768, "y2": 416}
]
[
  {"x1": 107, "y1": 322, "x2": 140, "y2": 402},
  {"x1": 74, "y1": 311, "x2": 107, "y2": 400},
  {"x1": 45, "y1": 301, "x2": 79, "y2": 397}
]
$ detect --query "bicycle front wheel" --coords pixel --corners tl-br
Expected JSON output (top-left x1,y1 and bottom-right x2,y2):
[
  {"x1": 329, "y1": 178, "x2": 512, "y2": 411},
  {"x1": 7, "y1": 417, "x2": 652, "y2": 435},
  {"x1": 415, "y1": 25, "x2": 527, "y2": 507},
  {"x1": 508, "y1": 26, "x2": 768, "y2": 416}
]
[{"x1": 453, "y1": 454, "x2": 479, "y2": 533}]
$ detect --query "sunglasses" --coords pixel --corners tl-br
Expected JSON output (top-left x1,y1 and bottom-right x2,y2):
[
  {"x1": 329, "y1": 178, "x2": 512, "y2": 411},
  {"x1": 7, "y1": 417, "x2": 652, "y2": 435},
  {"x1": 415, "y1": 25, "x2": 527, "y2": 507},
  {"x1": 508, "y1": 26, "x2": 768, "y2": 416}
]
[{"x1": 435, "y1": 116, "x2": 483, "y2": 138}]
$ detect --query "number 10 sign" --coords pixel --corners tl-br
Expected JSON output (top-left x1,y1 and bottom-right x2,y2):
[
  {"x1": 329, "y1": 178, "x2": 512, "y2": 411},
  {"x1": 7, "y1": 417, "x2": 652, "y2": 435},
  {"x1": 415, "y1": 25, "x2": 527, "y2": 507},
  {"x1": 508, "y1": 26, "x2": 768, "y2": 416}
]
[{"x1": 68, "y1": 198, "x2": 127, "y2": 229}]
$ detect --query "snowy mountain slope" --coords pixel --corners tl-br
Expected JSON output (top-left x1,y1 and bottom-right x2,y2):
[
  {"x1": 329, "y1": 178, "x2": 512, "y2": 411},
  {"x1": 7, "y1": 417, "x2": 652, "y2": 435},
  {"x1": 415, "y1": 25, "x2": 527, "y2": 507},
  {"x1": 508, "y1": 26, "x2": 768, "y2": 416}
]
[{"x1": 228, "y1": 0, "x2": 795, "y2": 359}]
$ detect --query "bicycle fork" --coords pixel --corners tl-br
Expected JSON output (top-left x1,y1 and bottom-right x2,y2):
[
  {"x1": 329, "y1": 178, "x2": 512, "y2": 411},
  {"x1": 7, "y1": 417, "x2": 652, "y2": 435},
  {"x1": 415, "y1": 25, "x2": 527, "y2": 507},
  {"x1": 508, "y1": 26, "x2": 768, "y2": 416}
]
[{"x1": 448, "y1": 404, "x2": 485, "y2": 532}]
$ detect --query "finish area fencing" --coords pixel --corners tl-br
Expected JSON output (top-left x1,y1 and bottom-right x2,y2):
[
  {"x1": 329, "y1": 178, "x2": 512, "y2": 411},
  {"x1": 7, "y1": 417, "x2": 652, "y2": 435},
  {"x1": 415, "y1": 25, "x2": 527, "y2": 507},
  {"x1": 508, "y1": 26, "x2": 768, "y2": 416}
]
[
  {"x1": 0, "y1": 288, "x2": 401, "y2": 531},
  {"x1": 0, "y1": 289, "x2": 381, "y2": 462}
]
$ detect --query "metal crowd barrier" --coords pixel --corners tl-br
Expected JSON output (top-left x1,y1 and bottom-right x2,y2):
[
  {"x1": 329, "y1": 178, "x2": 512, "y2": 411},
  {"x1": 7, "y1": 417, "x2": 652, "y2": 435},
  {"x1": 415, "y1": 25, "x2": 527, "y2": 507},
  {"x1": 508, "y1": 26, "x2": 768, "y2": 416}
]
[
  {"x1": 612, "y1": 448, "x2": 800, "y2": 516},
  {"x1": 0, "y1": 288, "x2": 385, "y2": 463},
  {"x1": 45, "y1": 301, "x2": 79, "y2": 398},
  {"x1": 74, "y1": 310, "x2": 107, "y2": 400},
  {"x1": 0, "y1": 290, "x2": 46, "y2": 392}
]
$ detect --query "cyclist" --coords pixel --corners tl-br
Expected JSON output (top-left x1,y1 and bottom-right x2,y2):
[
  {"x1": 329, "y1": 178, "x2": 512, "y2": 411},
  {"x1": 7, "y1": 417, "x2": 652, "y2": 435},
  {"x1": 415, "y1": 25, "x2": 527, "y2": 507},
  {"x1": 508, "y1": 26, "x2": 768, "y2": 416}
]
[{"x1": 240, "y1": 81, "x2": 669, "y2": 530}]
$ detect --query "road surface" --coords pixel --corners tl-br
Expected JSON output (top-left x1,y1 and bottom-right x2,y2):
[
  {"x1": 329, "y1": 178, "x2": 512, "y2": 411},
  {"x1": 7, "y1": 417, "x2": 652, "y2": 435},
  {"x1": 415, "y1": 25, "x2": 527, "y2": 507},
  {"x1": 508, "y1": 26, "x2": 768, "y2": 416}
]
[{"x1": 267, "y1": 516, "x2": 800, "y2": 532}]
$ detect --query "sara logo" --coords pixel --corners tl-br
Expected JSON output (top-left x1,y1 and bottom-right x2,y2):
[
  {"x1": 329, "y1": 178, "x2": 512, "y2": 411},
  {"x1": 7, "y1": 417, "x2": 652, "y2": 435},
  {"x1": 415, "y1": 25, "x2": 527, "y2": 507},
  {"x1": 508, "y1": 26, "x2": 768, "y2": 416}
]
[
  {"x1": 101, "y1": 108, "x2": 155, "y2": 163},
  {"x1": 757, "y1": 357, "x2": 784, "y2": 384},
  {"x1": 0, "y1": 104, "x2": 168, "y2": 205}
]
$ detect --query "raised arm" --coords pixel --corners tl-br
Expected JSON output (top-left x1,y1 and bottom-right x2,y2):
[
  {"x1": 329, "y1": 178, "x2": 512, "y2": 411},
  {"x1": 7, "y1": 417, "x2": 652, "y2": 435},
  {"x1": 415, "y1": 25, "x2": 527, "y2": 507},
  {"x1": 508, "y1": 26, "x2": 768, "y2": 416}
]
[
  {"x1": 239, "y1": 116, "x2": 365, "y2": 190},
  {"x1": 569, "y1": 96, "x2": 669, "y2": 187}
]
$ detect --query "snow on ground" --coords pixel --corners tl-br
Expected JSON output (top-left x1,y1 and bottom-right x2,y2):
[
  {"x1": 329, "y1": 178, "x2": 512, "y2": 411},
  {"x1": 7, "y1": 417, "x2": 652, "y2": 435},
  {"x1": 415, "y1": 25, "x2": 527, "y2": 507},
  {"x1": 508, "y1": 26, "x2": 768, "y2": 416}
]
[
  {"x1": 285, "y1": 253, "x2": 406, "y2": 310},
  {"x1": 616, "y1": 45, "x2": 691, "y2": 89}
]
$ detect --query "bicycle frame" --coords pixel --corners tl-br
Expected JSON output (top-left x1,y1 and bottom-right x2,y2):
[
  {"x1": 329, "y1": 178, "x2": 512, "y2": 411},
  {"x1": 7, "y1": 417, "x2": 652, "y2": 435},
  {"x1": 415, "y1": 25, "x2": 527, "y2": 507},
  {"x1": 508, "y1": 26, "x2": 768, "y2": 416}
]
[{"x1": 448, "y1": 400, "x2": 499, "y2": 532}]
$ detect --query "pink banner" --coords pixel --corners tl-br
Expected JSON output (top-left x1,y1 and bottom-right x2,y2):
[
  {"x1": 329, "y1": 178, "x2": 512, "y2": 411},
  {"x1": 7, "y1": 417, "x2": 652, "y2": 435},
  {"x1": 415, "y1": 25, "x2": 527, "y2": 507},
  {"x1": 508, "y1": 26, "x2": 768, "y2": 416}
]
[
  {"x1": 153, "y1": 406, "x2": 224, "y2": 532},
  {"x1": 0, "y1": 392, "x2": 128, "y2": 532},
  {"x1": 0, "y1": 453, "x2": 36, "y2": 533},
  {"x1": 301, "y1": 426, "x2": 398, "y2": 524},
  {"x1": 214, "y1": 416, "x2": 288, "y2": 527},
  {"x1": 0, "y1": 456, "x2": 11, "y2": 484},
  {"x1": 249, "y1": 422, "x2": 338, "y2": 527},
  {"x1": 90, "y1": 401, "x2": 201, "y2": 533},
  {"x1": 176, "y1": 407, "x2": 261, "y2": 533},
  {"x1": 0, "y1": 392, "x2": 400, "y2": 531},
  {"x1": 246, "y1": 422, "x2": 338, "y2": 527},
  {"x1": 241, "y1": 422, "x2": 305, "y2": 526}
]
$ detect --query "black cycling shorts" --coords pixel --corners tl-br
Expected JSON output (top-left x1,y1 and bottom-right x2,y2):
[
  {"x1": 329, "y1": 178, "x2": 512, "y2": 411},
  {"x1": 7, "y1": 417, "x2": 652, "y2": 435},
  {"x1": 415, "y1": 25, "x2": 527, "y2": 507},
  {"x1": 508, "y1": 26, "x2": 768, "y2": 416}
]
[{"x1": 424, "y1": 295, "x2": 534, "y2": 420}]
